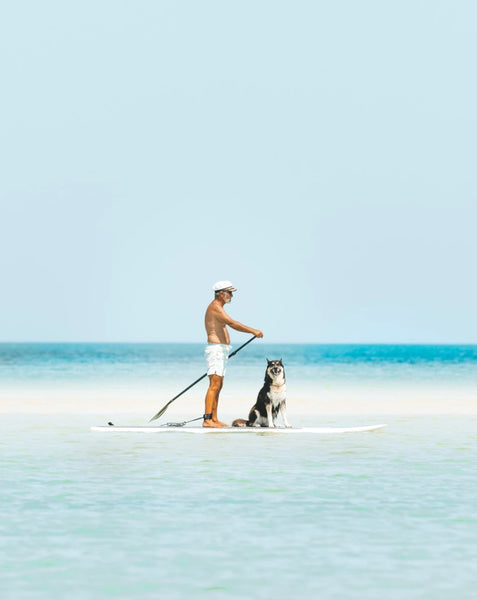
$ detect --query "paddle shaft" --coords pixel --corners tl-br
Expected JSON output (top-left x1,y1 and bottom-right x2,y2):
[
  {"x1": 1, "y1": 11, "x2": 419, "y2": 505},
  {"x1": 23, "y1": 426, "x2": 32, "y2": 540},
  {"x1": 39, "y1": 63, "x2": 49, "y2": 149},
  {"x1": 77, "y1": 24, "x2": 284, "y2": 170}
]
[{"x1": 149, "y1": 336, "x2": 257, "y2": 422}]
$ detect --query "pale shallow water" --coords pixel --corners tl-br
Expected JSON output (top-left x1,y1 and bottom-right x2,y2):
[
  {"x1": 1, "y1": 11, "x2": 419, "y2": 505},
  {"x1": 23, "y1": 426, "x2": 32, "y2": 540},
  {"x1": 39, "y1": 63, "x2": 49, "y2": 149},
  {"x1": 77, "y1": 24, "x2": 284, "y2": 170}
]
[
  {"x1": 1, "y1": 414, "x2": 476, "y2": 599},
  {"x1": 1, "y1": 344, "x2": 477, "y2": 416}
]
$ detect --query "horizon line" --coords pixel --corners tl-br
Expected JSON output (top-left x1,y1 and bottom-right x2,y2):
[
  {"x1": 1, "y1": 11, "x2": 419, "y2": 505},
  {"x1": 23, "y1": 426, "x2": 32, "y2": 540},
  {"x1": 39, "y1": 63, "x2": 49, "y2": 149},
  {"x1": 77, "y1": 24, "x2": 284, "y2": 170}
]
[{"x1": 1, "y1": 340, "x2": 477, "y2": 346}]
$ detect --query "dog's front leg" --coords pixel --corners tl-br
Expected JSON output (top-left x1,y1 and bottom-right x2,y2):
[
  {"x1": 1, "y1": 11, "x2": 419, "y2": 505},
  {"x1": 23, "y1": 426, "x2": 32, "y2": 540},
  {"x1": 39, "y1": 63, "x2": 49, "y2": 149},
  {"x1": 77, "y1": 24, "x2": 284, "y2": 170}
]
[
  {"x1": 266, "y1": 404, "x2": 275, "y2": 428},
  {"x1": 280, "y1": 402, "x2": 292, "y2": 428}
]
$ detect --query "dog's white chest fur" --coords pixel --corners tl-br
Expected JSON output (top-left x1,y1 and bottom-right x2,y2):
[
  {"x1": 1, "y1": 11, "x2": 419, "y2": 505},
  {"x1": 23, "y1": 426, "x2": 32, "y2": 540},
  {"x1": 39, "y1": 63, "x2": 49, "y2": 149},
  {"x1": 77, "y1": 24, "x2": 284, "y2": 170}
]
[{"x1": 267, "y1": 380, "x2": 287, "y2": 406}]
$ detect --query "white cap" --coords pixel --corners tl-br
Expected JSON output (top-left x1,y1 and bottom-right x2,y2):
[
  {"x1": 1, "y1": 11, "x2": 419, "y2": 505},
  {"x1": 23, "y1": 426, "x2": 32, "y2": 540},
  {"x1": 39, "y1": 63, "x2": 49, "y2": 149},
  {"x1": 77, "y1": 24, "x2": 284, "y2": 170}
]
[{"x1": 213, "y1": 280, "x2": 237, "y2": 292}]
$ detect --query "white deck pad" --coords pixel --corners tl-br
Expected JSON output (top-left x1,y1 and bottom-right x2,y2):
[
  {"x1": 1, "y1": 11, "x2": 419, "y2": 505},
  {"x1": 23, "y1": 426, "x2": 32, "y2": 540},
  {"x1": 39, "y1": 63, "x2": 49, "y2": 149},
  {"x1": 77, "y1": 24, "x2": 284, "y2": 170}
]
[{"x1": 91, "y1": 424, "x2": 387, "y2": 434}]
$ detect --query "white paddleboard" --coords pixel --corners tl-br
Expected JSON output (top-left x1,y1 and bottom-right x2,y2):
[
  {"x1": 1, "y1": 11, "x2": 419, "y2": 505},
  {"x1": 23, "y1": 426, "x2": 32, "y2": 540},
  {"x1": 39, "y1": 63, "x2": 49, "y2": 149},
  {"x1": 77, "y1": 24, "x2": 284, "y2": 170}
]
[{"x1": 91, "y1": 424, "x2": 387, "y2": 434}]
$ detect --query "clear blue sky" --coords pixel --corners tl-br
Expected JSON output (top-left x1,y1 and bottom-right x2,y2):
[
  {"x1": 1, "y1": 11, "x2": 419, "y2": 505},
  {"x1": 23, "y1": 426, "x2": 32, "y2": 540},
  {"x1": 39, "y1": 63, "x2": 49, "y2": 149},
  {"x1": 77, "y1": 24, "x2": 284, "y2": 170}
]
[{"x1": 1, "y1": 1, "x2": 476, "y2": 343}]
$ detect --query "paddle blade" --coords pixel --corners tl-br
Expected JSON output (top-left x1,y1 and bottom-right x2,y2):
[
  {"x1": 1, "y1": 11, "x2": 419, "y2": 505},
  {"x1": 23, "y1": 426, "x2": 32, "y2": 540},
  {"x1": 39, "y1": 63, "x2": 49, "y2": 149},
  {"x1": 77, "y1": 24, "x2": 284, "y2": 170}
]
[{"x1": 149, "y1": 402, "x2": 170, "y2": 422}]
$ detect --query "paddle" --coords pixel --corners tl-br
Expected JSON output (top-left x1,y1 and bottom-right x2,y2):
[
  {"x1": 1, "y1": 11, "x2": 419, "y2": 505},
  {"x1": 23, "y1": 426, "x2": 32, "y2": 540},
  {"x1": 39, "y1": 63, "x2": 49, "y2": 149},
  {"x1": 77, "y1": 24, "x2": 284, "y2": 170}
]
[{"x1": 149, "y1": 336, "x2": 257, "y2": 422}]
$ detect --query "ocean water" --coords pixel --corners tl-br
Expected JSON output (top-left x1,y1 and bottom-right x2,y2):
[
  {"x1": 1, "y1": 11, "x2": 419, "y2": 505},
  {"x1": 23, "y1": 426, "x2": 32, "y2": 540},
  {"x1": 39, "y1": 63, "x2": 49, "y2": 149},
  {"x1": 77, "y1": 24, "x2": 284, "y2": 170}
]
[
  {"x1": 1, "y1": 344, "x2": 477, "y2": 599},
  {"x1": 1, "y1": 342, "x2": 477, "y2": 400}
]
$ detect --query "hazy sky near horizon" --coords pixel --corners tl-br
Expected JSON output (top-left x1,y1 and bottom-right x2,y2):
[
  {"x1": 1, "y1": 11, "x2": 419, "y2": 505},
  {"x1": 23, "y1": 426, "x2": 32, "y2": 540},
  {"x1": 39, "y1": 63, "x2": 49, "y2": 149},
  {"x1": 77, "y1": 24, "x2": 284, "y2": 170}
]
[{"x1": 1, "y1": 1, "x2": 476, "y2": 343}]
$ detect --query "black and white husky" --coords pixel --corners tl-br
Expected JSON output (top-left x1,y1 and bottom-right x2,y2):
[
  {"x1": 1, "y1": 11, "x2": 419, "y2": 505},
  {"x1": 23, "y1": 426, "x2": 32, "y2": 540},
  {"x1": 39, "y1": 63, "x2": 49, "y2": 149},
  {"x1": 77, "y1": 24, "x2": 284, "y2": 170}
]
[{"x1": 232, "y1": 359, "x2": 291, "y2": 428}]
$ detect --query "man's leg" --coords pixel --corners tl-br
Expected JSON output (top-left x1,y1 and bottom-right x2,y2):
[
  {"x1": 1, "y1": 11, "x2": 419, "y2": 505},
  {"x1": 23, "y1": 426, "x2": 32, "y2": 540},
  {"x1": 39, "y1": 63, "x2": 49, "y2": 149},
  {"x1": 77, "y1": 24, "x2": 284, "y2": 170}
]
[
  {"x1": 212, "y1": 376, "x2": 227, "y2": 426},
  {"x1": 203, "y1": 374, "x2": 228, "y2": 428}
]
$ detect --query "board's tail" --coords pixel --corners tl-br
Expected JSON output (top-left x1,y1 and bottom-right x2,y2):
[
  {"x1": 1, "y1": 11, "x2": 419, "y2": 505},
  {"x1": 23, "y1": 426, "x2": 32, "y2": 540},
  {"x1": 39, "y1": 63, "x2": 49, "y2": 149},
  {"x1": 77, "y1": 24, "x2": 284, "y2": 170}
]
[{"x1": 231, "y1": 418, "x2": 249, "y2": 427}]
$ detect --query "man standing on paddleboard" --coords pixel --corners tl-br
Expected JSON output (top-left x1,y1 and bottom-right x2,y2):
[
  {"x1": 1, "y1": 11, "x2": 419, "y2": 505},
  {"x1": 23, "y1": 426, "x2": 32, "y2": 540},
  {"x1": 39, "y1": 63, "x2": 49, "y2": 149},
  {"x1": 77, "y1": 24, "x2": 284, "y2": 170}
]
[{"x1": 204, "y1": 281, "x2": 263, "y2": 428}]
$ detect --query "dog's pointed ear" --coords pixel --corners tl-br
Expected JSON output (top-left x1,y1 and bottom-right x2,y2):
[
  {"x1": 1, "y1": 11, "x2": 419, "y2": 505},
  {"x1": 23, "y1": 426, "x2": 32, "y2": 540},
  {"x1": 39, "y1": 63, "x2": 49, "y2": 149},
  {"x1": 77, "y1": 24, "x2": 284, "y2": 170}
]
[
  {"x1": 266, "y1": 358, "x2": 271, "y2": 364},
  {"x1": 279, "y1": 357, "x2": 283, "y2": 364}
]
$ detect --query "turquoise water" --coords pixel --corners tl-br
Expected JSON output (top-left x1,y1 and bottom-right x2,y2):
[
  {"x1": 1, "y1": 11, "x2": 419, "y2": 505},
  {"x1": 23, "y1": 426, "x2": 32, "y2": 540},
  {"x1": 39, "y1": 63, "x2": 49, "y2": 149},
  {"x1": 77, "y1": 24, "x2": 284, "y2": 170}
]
[
  {"x1": 1, "y1": 344, "x2": 476, "y2": 598},
  {"x1": 1, "y1": 342, "x2": 477, "y2": 393},
  {"x1": 1, "y1": 414, "x2": 476, "y2": 599}
]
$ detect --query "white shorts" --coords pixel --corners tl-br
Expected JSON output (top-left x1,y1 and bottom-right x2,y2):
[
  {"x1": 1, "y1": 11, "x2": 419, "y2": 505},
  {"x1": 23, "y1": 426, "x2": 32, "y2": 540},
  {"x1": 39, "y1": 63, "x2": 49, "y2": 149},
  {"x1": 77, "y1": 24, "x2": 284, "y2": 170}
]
[{"x1": 205, "y1": 344, "x2": 232, "y2": 377}]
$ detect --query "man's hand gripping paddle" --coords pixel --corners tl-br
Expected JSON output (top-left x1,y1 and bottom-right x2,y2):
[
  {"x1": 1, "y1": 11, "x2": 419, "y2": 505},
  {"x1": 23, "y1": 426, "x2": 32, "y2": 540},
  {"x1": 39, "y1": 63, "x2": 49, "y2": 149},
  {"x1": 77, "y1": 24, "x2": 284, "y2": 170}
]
[{"x1": 149, "y1": 336, "x2": 257, "y2": 422}]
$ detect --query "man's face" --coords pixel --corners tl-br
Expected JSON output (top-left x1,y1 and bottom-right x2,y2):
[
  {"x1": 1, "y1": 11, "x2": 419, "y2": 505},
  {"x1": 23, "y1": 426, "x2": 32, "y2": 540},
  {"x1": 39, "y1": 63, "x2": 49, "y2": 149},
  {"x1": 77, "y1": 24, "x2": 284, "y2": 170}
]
[{"x1": 223, "y1": 290, "x2": 233, "y2": 304}]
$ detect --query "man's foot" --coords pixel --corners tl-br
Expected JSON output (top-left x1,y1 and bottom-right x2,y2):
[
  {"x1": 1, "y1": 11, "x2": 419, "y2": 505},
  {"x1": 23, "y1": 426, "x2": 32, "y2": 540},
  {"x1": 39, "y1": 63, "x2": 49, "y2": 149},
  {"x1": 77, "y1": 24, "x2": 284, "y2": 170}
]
[{"x1": 203, "y1": 419, "x2": 227, "y2": 428}]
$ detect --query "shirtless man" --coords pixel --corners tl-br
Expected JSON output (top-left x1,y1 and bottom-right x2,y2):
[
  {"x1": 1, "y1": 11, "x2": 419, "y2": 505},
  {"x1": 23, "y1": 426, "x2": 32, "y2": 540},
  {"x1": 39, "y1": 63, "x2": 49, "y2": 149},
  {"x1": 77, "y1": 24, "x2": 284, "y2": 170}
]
[{"x1": 203, "y1": 281, "x2": 263, "y2": 428}]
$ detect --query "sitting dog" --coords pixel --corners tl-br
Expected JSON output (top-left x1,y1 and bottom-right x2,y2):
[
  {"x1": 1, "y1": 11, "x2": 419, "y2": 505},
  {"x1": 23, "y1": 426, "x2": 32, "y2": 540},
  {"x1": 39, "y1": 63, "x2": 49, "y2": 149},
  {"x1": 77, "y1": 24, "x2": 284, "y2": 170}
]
[{"x1": 232, "y1": 359, "x2": 291, "y2": 428}]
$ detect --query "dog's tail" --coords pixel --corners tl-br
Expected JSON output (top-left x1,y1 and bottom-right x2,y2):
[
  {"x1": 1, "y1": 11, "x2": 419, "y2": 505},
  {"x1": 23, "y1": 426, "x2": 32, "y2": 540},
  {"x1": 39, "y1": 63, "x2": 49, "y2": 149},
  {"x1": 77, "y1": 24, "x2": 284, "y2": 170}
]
[{"x1": 231, "y1": 418, "x2": 249, "y2": 428}]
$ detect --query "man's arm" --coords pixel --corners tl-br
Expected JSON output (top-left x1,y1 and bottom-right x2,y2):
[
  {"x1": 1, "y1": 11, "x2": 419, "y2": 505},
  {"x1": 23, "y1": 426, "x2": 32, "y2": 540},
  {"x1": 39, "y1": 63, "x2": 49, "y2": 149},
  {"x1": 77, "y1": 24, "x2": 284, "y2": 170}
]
[{"x1": 214, "y1": 304, "x2": 263, "y2": 338}]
